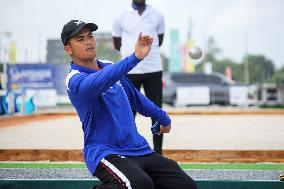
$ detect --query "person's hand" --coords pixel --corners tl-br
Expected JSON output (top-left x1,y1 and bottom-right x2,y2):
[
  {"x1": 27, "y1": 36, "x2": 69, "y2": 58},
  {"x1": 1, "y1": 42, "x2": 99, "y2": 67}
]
[
  {"x1": 159, "y1": 124, "x2": 171, "y2": 134},
  {"x1": 134, "y1": 32, "x2": 153, "y2": 59},
  {"x1": 151, "y1": 122, "x2": 171, "y2": 135}
]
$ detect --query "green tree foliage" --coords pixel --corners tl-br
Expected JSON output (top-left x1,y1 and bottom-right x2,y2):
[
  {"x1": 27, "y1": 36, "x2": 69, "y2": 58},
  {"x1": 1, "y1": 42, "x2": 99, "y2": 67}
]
[
  {"x1": 195, "y1": 36, "x2": 277, "y2": 84},
  {"x1": 213, "y1": 58, "x2": 243, "y2": 82},
  {"x1": 244, "y1": 55, "x2": 275, "y2": 84},
  {"x1": 269, "y1": 66, "x2": 284, "y2": 85},
  {"x1": 203, "y1": 36, "x2": 221, "y2": 64}
]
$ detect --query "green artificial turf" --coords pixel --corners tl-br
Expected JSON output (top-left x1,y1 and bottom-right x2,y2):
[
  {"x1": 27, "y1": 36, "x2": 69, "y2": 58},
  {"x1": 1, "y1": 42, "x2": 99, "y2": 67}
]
[
  {"x1": 179, "y1": 163, "x2": 284, "y2": 170},
  {"x1": 1, "y1": 162, "x2": 283, "y2": 170}
]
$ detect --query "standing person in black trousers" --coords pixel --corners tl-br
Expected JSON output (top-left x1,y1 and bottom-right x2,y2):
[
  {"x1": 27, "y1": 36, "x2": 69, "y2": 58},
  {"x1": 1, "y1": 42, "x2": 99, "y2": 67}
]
[{"x1": 112, "y1": 0, "x2": 165, "y2": 154}]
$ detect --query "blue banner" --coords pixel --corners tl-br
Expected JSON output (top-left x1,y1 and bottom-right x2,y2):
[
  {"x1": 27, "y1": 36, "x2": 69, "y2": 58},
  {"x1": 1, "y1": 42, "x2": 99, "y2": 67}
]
[{"x1": 7, "y1": 64, "x2": 69, "y2": 95}]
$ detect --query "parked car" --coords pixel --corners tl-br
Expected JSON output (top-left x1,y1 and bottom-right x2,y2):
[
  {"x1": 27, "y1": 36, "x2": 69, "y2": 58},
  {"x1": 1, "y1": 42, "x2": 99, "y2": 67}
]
[{"x1": 163, "y1": 72, "x2": 230, "y2": 106}]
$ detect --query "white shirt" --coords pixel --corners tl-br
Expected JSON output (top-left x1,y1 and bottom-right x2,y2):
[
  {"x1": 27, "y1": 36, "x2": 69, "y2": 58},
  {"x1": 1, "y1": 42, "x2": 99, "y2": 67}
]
[{"x1": 112, "y1": 5, "x2": 165, "y2": 74}]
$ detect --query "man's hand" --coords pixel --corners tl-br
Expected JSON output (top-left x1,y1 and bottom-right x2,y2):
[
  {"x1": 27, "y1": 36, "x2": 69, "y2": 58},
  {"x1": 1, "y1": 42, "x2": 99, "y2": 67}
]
[
  {"x1": 159, "y1": 124, "x2": 171, "y2": 134},
  {"x1": 134, "y1": 32, "x2": 153, "y2": 59},
  {"x1": 151, "y1": 122, "x2": 171, "y2": 135}
]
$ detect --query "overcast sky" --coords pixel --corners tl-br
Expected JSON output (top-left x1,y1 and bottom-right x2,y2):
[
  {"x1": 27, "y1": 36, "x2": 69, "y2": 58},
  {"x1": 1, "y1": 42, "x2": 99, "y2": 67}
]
[{"x1": 0, "y1": 0, "x2": 284, "y2": 68}]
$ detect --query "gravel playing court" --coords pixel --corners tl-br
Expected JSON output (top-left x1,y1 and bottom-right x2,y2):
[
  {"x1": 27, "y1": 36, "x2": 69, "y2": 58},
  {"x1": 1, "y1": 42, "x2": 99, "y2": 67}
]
[{"x1": 0, "y1": 114, "x2": 283, "y2": 150}]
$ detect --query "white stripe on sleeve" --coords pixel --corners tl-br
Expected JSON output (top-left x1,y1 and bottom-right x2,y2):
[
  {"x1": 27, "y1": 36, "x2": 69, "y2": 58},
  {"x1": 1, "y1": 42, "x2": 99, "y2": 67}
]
[{"x1": 65, "y1": 69, "x2": 80, "y2": 91}]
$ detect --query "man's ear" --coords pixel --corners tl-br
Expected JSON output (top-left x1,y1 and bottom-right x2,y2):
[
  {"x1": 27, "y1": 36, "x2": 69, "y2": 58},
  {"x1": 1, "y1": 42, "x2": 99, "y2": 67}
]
[{"x1": 64, "y1": 44, "x2": 72, "y2": 56}]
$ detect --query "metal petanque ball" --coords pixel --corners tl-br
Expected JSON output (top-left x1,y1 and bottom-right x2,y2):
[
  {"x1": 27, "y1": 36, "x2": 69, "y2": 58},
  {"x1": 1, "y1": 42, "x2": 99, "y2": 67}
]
[{"x1": 188, "y1": 46, "x2": 202, "y2": 59}]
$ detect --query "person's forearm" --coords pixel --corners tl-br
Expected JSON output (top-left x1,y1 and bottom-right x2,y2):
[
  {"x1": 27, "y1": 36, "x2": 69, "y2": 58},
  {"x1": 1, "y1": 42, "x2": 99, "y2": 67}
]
[
  {"x1": 74, "y1": 54, "x2": 142, "y2": 97},
  {"x1": 121, "y1": 77, "x2": 171, "y2": 126},
  {"x1": 113, "y1": 37, "x2": 121, "y2": 51},
  {"x1": 158, "y1": 34, "x2": 164, "y2": 46}
]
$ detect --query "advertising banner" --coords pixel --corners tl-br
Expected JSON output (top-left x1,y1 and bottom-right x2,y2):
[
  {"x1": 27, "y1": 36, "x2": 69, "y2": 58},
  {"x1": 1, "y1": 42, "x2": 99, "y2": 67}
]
[{"x1": 7, "y1": 63, "x2": 69, "y2": 95}]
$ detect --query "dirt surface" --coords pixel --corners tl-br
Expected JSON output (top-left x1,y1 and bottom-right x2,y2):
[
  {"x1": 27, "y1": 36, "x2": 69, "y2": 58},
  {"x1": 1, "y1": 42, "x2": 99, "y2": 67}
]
[
  {"x1": 1, "y1": 149, "x2": 284, "y2": 163},
  {"x1": 1, "y1": 107, "x2": 283, "y2": 129},
  {"x1": 0, "y1": 113, "x2": 72, "y2": 128},
  {"x1": 1, "y1": 109, "x2": 284, "y2": 162}
]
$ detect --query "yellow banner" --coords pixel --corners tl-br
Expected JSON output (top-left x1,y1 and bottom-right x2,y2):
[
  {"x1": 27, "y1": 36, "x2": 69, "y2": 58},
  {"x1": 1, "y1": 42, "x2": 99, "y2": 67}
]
[
  {"x1": 184, "y1": 39, "x2": 195, "y2": 73},
  {"x1": 9, "y1": 41, "x2": 16, "y2": 64}
]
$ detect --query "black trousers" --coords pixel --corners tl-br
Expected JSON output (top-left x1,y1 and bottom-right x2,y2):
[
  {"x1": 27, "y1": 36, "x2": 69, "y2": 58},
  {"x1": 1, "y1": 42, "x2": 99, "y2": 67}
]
[
  {"x1": 93, "y1": 153, "x2": 197, "y2": 189},
  {"x1": 126, "y1": 71, "x2": 163, "y2": 155}
]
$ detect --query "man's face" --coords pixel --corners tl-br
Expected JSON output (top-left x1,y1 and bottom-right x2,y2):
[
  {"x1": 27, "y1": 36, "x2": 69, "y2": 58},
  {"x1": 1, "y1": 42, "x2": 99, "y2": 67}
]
[{"x1": 64, "y1": 27, "x2": 96, "y2": 60}]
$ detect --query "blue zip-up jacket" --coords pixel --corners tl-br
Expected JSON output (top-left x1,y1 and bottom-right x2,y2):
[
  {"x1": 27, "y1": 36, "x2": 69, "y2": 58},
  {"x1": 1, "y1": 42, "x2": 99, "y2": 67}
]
[{"x1": 65, "y1": 53, "x2": 171, "y2": 175}]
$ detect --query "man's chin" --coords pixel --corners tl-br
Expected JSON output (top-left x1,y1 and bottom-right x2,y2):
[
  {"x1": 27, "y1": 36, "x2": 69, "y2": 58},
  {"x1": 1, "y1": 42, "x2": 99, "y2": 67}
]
[{"x1": 85, "y1": 52, "x2": 96, "y2": 59}]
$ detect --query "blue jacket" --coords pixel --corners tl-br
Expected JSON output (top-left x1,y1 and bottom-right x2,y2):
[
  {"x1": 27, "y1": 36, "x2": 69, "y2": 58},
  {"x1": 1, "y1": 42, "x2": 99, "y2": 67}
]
[{"x1": 65, "y1": 53, "x2": 171, "y2": 174}]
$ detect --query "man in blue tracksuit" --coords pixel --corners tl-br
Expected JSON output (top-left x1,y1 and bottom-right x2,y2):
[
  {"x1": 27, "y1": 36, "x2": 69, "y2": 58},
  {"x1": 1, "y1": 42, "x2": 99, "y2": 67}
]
[{"x1": 61, "y1": 20, "x2": 197, "y2": 189}]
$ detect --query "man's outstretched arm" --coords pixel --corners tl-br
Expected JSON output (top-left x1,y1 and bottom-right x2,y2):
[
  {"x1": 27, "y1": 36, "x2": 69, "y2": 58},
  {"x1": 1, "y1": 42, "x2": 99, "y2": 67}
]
[{"x1": 67, "y1": 34, "x2": 153, "y2": 98}]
